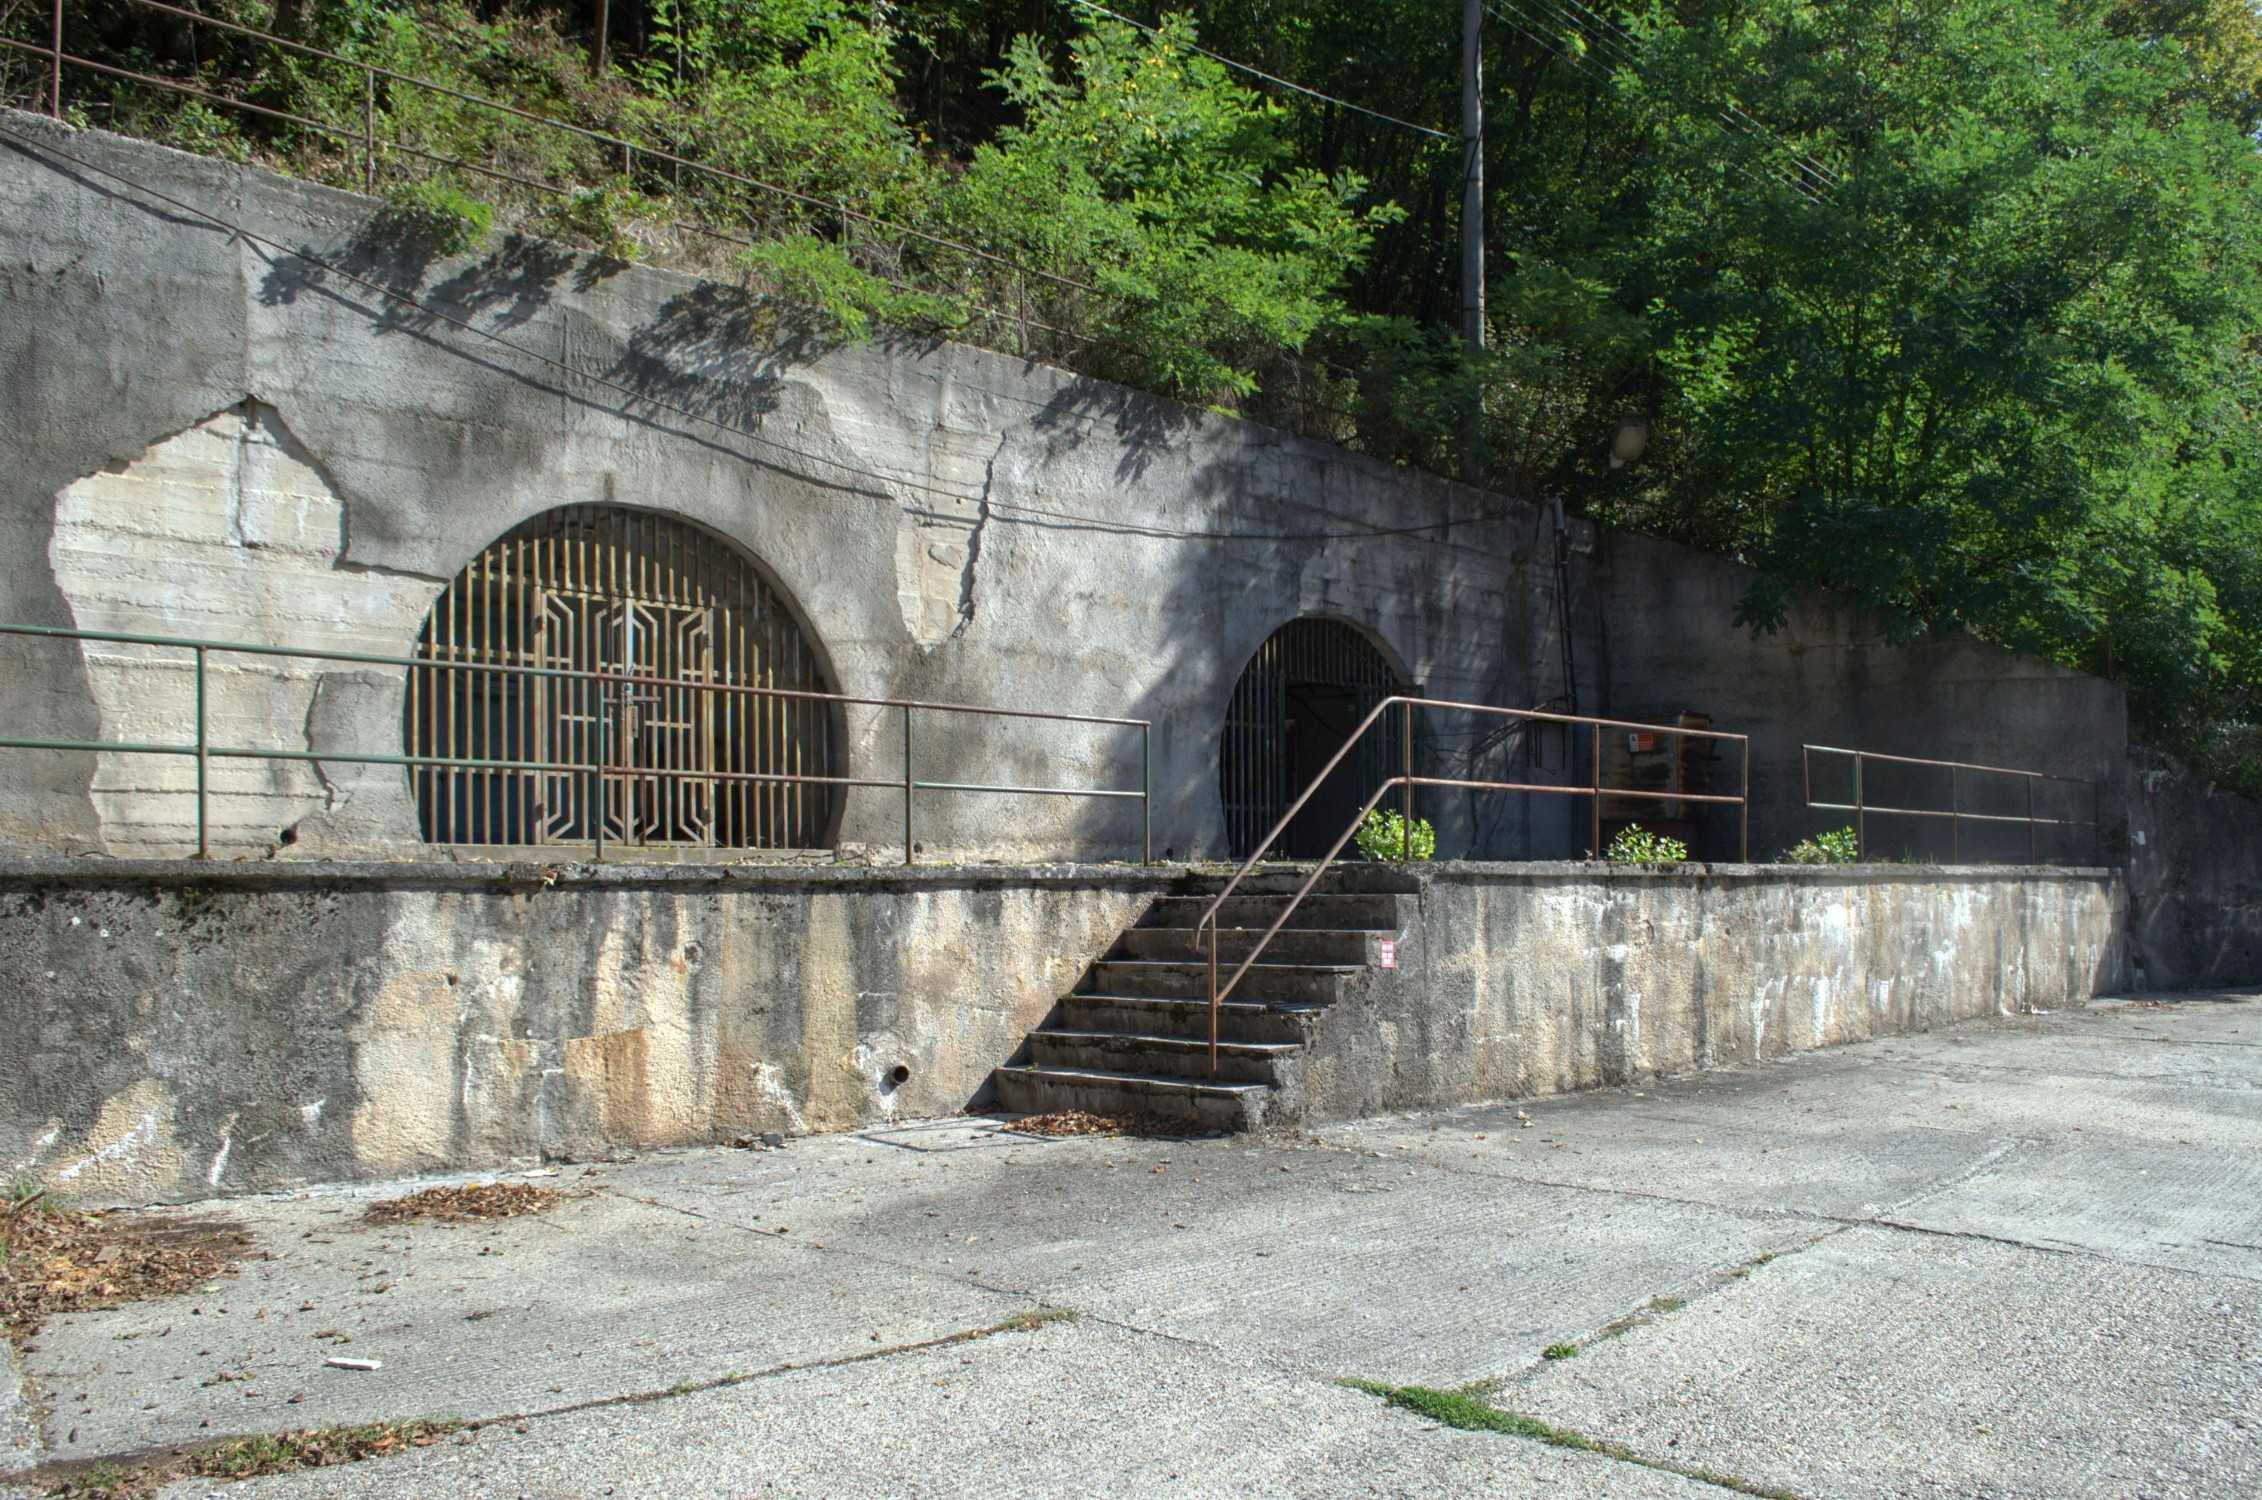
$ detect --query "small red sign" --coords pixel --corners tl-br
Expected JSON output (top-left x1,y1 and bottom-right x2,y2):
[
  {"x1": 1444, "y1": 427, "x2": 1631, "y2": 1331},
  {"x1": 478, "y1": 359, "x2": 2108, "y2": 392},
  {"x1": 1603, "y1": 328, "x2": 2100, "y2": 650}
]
[{"x1": 1377, "y1": 938, "x2": 1397, "y2": 970}]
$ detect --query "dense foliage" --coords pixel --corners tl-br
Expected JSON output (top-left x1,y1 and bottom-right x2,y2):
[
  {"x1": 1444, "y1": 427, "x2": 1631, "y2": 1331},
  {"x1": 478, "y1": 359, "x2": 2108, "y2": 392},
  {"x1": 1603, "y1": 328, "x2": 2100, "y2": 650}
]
[{"x1": 6, "y1": 0, "x2": 2261, "y2": 790}]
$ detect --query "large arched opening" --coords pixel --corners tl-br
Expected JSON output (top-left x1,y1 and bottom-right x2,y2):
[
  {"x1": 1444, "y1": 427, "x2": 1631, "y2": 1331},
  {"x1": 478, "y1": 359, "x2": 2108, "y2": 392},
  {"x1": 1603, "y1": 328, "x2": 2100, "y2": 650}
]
[
  {"x1": 1218, "y1": 616, "x2": 1412, "y2": 860},
  {"x1": 405, "y1": 505, "x2": 842, "y2": 851}
]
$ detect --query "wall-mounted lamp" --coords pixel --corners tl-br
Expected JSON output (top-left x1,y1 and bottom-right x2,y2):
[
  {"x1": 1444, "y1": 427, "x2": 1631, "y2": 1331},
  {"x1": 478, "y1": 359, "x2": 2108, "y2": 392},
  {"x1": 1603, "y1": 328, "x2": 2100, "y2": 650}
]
[{"x1": 1609, "y1": 417, "x2": 1650, "y2": 469}]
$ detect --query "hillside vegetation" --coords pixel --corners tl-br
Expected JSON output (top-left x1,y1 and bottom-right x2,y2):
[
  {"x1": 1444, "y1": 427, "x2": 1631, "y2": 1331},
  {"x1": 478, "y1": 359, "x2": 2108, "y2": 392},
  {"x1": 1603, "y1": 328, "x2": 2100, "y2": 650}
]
[{"x1": 5, "y1": 0, "x2": 2259, "y2": 794}]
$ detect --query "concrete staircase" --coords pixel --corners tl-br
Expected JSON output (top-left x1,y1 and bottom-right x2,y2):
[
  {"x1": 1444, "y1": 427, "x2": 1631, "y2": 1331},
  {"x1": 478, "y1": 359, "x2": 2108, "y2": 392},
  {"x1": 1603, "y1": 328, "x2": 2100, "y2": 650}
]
[{"x1": 989, "y1": 873, "x2": 1409, "y2": 1132}]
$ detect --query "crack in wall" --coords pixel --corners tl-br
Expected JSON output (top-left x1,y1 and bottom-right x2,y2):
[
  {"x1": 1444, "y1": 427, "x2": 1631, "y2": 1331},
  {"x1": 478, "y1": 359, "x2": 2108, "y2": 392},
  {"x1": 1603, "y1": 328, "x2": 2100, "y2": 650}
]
[{"x1": 949, "y1": 437, "x2": 1004, "y2": 641}]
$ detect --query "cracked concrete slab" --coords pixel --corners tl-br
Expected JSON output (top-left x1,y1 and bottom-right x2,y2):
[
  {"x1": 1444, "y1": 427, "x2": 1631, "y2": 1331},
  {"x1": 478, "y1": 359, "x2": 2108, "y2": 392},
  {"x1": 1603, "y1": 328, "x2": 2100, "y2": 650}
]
[
  {"x1": 20, "y1": 1186, "x2": 1025, "y2": 1460},
  {"x1": 152, "y1": 1319, "x2": 1731, "y2": 1500},
  {"x1": 1506, "y1": 1226, "x2": 2262, "y2": 1500},
  {"x1": 6, "y1": 990, "x2": 2256, "y2": 1498}
]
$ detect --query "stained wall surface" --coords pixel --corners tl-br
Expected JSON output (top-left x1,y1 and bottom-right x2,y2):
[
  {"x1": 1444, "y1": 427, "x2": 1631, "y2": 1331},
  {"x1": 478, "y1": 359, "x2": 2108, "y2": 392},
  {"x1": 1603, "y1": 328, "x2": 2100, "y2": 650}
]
[
  {"x1": 0, "y1": 114, "x2": 2127, "y2": 866},
  {"x1": 0, "y1": 860, "x2": 2127, "y2": 1204}
]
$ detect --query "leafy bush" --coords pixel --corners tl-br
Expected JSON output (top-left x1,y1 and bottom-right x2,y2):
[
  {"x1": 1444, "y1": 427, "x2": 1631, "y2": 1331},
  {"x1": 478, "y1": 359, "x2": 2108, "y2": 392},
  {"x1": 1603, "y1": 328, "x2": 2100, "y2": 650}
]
[
  {"x1": 1604, "y1": 825, "x2": 1689, "y2": 864},
  {"x1": 1784, "y1": 826, "x2": 1861, "y2": 865},
  {"x1": 1355, "y1": 808, "x2": 1435, "y2": 863},
  {"x1": 379, "y1": 178, "x2": 494, "y2": 255}
]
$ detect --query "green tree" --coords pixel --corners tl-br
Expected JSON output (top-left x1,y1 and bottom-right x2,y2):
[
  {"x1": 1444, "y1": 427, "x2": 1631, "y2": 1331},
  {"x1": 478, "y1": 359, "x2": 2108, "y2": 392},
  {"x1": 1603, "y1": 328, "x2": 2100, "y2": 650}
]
[
  {"x1": 1591, "y1": 0, "x2": 2262, "y2": 780},
  {"x1": 953, "y1": 13, "x2": 1401, "y2": 400}
]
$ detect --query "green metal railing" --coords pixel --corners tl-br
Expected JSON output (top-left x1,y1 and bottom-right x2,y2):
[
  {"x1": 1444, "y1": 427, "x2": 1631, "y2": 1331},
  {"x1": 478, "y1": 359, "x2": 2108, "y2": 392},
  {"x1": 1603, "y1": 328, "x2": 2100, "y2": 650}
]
[{"x1": 0, "y1": 623, "x2": 1151, "y2": 864}]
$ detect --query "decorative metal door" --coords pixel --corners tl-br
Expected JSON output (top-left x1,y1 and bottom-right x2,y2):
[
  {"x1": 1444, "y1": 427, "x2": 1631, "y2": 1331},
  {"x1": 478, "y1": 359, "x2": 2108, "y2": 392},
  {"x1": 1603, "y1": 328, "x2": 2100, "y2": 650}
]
[
  {"x1": 407, "y1": 506, "x2": 838, "y2": 850},
  {"x1": 533, "y1": 593, "x2": 715, "y2": 846}
]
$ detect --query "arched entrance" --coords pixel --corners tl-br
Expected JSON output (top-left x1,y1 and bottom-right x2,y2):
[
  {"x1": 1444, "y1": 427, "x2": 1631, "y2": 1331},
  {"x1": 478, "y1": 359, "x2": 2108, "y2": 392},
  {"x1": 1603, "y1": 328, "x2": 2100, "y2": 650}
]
[
  {"x1": 1219, "y1": 617, "x2": 1411, "y2": 859},
  {"x1": 406, "y1": 505, "x2": 840, "y2": 850}
]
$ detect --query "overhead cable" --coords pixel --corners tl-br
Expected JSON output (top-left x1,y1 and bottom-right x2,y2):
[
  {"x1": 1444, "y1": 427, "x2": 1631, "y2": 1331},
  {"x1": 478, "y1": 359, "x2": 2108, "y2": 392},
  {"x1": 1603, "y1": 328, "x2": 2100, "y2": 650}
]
[
  {"x1": 0, "y1": 121, "x2": 1514, "y2": 550},
  {"x1": 1067, "y1": 0, "x2": 1454, "y2": 140}
]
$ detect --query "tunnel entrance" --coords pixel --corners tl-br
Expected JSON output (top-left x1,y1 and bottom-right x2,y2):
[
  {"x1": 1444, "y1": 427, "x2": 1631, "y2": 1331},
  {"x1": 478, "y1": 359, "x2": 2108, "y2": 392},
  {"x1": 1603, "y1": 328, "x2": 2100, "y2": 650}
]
[{"x1": 1220, "y1": 618, "x2": 1411, "y2": 860}]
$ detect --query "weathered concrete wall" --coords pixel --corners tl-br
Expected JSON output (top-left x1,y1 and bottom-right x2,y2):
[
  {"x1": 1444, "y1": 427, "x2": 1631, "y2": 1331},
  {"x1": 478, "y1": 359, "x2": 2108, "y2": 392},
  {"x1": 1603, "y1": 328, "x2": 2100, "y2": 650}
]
[
  {"x1": 0, "y1": 114, "x2": 2126, "y2": 865},
  {"x1": 2122, "y1": 747, "x2": 2262, "y2": 989},
  {"x1": 2, "y1": 859, "x2": 2128, "y2": 1204},
  {"x1": 0, "y1": 861, "x2": 1165, "y2": 1204},
  {"x1": 1302, "y1": 864, "x2": 2130, "y2": 1122}
]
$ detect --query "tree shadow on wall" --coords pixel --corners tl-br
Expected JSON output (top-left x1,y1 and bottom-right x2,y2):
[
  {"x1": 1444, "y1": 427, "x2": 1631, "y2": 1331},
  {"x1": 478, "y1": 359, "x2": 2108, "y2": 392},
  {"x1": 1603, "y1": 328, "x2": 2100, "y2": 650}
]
[
  {"x1": 255, "y1": 217, "x2": 577, "y2": 337},
  {"x1": 1029, "y1": 373, "x2": 1202, "y2": 486},
  {"x1": 602, "y1": 281, "x2": 841, "y2": 436}
]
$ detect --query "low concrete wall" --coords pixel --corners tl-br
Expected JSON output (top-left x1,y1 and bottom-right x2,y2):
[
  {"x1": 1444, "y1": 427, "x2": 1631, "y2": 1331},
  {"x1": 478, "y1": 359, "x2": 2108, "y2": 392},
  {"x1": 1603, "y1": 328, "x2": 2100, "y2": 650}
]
[
  {"x1": 1, "y1": 859, "x2": 2129, "y2": 1204},
  {"x1": 1305, "y1": 863, "x2": 2130, "y2": 1120},
  {"x1": 0, "y1": 860, "x2": 1166, "y2": 1203}
]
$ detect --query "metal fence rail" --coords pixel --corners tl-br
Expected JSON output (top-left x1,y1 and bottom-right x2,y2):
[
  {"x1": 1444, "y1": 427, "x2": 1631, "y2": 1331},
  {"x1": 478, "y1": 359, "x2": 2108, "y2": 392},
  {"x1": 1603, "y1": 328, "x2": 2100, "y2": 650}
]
[
  {"x1": 1195, "y1": 696, "x2": 1752, "y2": 1073},
  {"x1": 1801, "y1": 743, "x2": 2098, "y2": 864},
  {"x1": 0, "y1": 622, "x2": 1150, "y2": 864}
]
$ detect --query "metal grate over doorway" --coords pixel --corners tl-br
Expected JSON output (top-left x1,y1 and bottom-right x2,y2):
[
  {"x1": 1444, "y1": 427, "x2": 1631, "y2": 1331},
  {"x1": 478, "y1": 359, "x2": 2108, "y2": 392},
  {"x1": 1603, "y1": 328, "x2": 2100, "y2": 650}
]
[
  {"x1": 1219, "y1": 618, "x2": 1409, "y2": 859},
  {"x1": 405, "y1": 506, "x2": 838, "y2": 850}
]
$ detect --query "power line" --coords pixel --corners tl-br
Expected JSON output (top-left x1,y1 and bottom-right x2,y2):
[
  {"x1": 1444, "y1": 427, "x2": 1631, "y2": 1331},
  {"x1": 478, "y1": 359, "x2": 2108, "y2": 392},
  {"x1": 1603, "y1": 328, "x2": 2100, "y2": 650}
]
[
  {"x1": 1522, "y1": 0, "x2": 1840, "y2": 195},
  {"x1": 0, "y1": 120, "x2": 1514, "y2": 551},
  {"x1": 1067, "y1": 1, "x2": 1454, "y2": 140},
  {"x1": 1487, "y1": 0, "x2": 1825, "y2": 205}
]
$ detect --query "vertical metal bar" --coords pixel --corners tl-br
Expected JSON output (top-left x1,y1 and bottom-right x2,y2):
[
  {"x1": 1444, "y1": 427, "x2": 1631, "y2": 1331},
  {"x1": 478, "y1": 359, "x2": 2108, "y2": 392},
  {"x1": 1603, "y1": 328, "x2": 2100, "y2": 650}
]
[
  {"x1": 1739, "y1": 737, "x2": 1750, "y2": 862},
  {"x1": 593, "y1": 667, "x2": 607, "y2": 862},
  {"x1": 1589, "y1": 721, "x2": 1602, "y2": 858},
  {"x1": 1140, "y1": 720, "x2": 1152, "y2": 864},
  {"x1": 1949, "y1": 765, "x2": 1960, "y2": 863},
  {"x1": 1207, "y1": 919, "x2": 1219, "y2": 1079},
  {"x1": 363, "y1": 66, "x2": 376, "y2": 194},
  {"x1": 1400, "y1": 699, "x2": 1413, "y2": 859},
  {"x1": 1854, "y1": 754, "x2": 1866, "y2": 857},
  {"x1": 901, "y1": 704, "x2": 914, "y2": 866},
  {"x1": 49, "y1": 0, "x2": 62, "y2": 120},
  {"x1": 193, "y1": 645, "x2": 209, "y2": 860},
  {"x1": 2026, "y1": 775, "x2": 2036, "y2": 864}
]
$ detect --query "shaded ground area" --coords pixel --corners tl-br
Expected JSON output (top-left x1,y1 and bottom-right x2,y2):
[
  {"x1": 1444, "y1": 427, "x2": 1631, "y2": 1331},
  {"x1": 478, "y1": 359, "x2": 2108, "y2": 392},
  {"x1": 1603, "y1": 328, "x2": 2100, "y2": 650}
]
[{"x1": 4, "y1": 993, "x2": 2257, "y2": 1498}]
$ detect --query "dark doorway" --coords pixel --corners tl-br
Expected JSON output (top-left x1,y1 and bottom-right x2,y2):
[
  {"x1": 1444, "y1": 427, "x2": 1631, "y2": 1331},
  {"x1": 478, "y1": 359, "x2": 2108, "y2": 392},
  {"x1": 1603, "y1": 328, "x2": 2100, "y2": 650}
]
[{"x1": 1220, "y1": 618, "x2": 1410, "y2": 859}]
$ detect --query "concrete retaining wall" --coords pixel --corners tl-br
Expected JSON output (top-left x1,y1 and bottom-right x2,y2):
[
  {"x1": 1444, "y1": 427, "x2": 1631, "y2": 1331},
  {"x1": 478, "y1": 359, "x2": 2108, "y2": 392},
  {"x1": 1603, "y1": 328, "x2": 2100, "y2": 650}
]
[
  {"x1": 0, "y1": 113, "x2": 2125, "y2": 868},
  {"x1": 1, "y1": 859, "x2": 2127, "y2": 1205},
  {"x1": 1303, "y1": 864, "x2": 2129, "y2": 1122}
]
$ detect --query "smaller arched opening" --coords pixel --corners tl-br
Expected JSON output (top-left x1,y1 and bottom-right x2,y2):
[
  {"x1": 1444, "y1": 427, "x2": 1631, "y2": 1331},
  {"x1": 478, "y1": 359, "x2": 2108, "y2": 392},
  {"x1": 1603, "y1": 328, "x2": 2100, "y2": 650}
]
[
  {"x1": 1219, "y1": 617, "x2": 1413, "y2": 859},
  {"x1": 405, "y1": 505, "x2": 843, "y2": 852}
]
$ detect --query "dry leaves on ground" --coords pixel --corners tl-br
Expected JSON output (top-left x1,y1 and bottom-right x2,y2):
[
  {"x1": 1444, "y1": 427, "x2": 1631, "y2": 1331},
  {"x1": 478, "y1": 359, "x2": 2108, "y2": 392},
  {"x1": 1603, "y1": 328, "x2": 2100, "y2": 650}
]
[
  {"x1": 1002, "y1": 1110, "x2": 1209, "y2": 1140},
  {"x1": 0, "y1": 1195, "x2": 251, "y2": 1339},
  {"x1": 363, "y1": 1181, "x2": 562, "y2": 1227}
]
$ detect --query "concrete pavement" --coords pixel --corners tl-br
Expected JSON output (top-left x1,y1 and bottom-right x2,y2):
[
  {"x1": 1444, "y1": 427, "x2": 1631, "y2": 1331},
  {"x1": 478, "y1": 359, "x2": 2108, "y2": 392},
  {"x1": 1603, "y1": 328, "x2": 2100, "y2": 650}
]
[{"x1": 5, "y1": 991, "x2": 2256, "y2": 1498}]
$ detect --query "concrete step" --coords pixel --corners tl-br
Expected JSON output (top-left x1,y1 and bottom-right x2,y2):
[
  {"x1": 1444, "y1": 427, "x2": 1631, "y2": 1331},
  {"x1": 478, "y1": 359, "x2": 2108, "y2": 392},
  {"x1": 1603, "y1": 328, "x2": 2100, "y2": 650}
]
[
  {"x1": 991, "y1": 1063, "x2": 1270, "y2": 1132},
  {"x1": 1053, "y1": 993, "x2": 1319, "y2": 1045},
  {"x1": 1138, "y1": 893, "x2": 1402, "y2": 932},
  {"x1": 1026, "y1": 1028, "x2": 1299, "y2": 1086},
  {"x1": 1086, "y1": 959, "x2": 1358, "y2": 1004},
  {"x1": 1170, "y1": 868, "x2": 1421, "y2": 898},
  {"x1": 1113, "y1": 926, "x2": 1379, "y2": 965}
]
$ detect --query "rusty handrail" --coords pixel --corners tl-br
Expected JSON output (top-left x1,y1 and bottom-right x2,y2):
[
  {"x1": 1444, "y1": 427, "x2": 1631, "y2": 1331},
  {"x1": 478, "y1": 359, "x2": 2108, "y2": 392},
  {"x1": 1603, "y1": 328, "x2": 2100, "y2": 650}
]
[
  {"x1": 1801, "y1": 743, "x2": 2098, "y2": 864},
  {"x1": 0, "y1": 622, "x2": 1149, "y2": 864},
  {"x1": 1196, "y1": 696, "x2": 1751, "y2": 1074}
]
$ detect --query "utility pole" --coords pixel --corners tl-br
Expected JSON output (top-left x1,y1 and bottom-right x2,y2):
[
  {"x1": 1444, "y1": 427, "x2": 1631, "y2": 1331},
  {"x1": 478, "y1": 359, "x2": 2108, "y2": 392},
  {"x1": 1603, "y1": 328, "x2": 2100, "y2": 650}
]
[{"x1": 1460, "y1": 0, "x2": 1486, "y2": 485}]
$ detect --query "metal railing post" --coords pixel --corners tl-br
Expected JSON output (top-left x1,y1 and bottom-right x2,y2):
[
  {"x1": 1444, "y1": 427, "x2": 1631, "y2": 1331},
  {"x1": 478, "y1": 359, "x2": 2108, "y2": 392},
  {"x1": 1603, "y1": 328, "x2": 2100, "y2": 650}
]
[
  {"x1": 49, "y1": 0, "x2": 63, "y2": 118},
  {"x1": 1207, "y1": 919, "x2": 1219, "y2": 1079},
  {"x1": 193, "y1": 645, "x2": 208, "y2": 859},
  {"x1": 1949, "y1": 765, "x2": 1960, "y2": 862},
  {"x1": 1400, "y1": 699, "x2": 1413, "y2": 859},
  {"x1": 901, "y1": 704, "x2": 914, "y2": 866},
  {"x1": 1854, "y1": 753, "x2": 1866, "y2": 857},
  {"x1": 1589, "y1": 721, "x2": 1602, "y2": 858},
  {"x1": 2026, "y1": 776, "x2": 2036, "y2": 863},
  {"x1": 1740, "y1": 737, "x2": 1751, "y2": 862},
  {"x1": 362, "y1": 66, "x2": 376, "y2": 194},
  {"x1": 1140, "y1": 720, "x2": 1151, "y2": 864}
]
